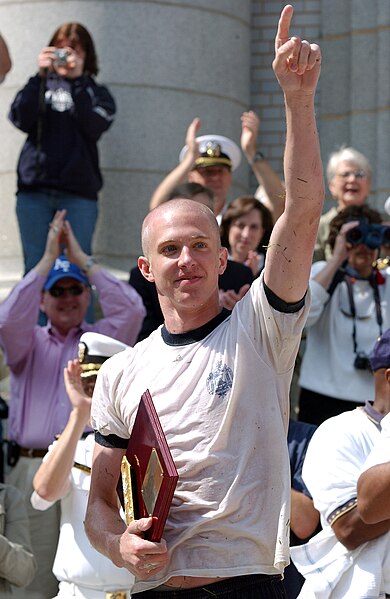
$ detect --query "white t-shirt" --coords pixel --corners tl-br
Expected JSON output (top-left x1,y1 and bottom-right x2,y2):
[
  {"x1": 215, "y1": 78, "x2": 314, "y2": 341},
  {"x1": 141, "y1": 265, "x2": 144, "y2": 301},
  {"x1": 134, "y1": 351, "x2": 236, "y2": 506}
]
[
  {"x1": 291, "y1": 407, "x2": 389, "y2": 599},
  {"x1": 32, "y1": 434, "x2": 134, "y2": 593},
  {"x1": 91, "y1": 274, "x2": 309, "y2": 593},
  {"x1": 301, "y1": 407, "x2": 381, "y2": 527}
]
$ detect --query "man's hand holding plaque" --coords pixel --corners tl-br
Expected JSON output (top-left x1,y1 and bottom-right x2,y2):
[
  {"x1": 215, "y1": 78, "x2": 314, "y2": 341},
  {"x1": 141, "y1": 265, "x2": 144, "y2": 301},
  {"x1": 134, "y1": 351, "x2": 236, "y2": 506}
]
[{"x1": 119, "y1": 389, "x2": 179, "y2": 543}]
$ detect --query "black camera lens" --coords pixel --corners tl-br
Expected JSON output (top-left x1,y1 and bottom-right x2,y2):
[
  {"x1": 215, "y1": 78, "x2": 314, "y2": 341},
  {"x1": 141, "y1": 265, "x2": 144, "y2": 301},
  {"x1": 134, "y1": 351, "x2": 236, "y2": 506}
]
[
  {"x1": 54, "y1": 48, "x2": 69, "y2": 66},
  {"x1": 365, "y1": 229, "x2": 383, "y2": 249},
  {"x1": 382, "y1": 226, "x2": 390, "y2": 246},
  {"x1": 346, "y1": 225, "x2": 364, "y2": 246}
]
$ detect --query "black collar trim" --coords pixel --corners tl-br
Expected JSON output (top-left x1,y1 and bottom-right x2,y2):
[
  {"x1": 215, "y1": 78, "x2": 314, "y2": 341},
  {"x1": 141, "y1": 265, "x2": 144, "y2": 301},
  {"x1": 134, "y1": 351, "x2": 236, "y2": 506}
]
[{"x1": 161, "y1": 309, "x2": 231, "y2": 346}]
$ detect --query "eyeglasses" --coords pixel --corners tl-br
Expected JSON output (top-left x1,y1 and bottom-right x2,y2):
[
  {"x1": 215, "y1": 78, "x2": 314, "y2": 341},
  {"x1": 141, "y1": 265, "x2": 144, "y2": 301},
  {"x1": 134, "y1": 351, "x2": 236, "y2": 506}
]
[
  {"x1": 48, "y1": 284, "x2": 85, "y2": 298},
  {"x1": 336, "y1": 170, "x2": 367, "y2": 179}
]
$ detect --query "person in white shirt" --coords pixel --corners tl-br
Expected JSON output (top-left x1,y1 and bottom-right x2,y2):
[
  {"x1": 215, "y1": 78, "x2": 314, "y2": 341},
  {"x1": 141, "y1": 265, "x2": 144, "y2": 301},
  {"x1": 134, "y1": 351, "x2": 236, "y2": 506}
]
[
  {"x1": 85, "y1": 6, "x2": 324, "y2": 598},
  {"x1": 358, "y1": 401, "x2": 390, "y2": 525},
  {"x1": 31, "y1": 332, "x2": 135, "y2": 599},
  {"x1": 292, "y1": 329, "x2": 390, "y2": 599}
]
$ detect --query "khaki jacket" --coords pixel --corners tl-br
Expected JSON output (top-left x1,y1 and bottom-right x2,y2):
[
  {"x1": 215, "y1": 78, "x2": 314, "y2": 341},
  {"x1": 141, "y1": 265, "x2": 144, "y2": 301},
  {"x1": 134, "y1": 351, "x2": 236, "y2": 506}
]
[{"x1": 0, "y1": 483, "x2": 37, "y2": 594}]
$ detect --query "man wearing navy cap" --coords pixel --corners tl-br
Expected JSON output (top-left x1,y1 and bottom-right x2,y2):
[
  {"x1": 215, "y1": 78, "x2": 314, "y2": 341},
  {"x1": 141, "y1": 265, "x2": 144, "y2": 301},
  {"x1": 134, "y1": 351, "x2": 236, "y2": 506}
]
[
  {"x1": 0, "y1": 209, "x2": 145, "y2": 599},
  {"x1": 291, "y1": 329, "x2": 390, "y2": 598},
  {"x1": 180, "y1": 128, "x2": 240, "y2": 218},
  {"x1": 149, "y1": 113, "x2": 285, "y2": 223}
]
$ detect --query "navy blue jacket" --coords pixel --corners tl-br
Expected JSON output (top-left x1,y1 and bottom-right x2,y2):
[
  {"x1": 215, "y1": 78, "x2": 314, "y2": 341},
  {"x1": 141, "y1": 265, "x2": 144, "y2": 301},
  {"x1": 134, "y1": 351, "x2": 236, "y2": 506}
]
[{"x1": 9, "y1": 73, "x2": 116, "y2": 200}]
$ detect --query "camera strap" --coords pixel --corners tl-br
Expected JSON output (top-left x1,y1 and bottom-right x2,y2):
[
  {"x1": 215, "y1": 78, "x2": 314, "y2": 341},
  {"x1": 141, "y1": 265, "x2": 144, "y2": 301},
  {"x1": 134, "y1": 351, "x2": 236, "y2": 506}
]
[
  {"x1": 35, "y1": 72, "x2": 48, "y2": 177},
  {"x1": 345, "y1": 273, "x2": 383, "y2": 356}
]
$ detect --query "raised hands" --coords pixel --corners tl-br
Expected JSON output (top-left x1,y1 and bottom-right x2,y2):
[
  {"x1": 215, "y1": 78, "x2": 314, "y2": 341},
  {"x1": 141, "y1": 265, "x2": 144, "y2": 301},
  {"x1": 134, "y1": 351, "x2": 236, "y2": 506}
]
[
  {"x1": 35, "y1": 209, "x2": 93, "y2": 276},
  {"x1": 38, "y1": 46, "x2": 84, "y2": 79},
  {"x1": 219, "y1": 284, "x2": 251, "y2": 311},
  {"x1": 64, "y1": 359, "x2": 92, "y2": 418},
  {"x1": 240, "y1": 111, "x2": 260, "y2": 161},
  {"x1": 43, "y1": 209, "x2": 84, "y2": 264},
  {"x1": 273, "y1": 4, "x2": 321, "y2": 95},
  {"x1": 183, "y1": 117, "x2": 201, "y2": 166},
  {"x1": 41, "y1": 209, "x2": 67, "y2": 263},
  {"x1": 245, "y1": 250, "x2": 264, "y2": 277}
]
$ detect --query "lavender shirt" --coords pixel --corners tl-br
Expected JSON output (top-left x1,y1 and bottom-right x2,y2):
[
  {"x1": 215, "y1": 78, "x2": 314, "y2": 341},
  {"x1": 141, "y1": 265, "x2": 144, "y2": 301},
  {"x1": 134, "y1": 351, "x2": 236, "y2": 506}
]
[{"x1": 0, "y1": 268, "x2": 145, "y2": 449}]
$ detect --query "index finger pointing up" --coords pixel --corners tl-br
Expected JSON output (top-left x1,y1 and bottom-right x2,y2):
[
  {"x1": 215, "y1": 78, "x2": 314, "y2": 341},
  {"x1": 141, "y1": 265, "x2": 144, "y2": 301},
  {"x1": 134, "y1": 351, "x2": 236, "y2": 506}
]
[{"x1": 275, "y1": 4, "x2": 294, "y2": 52}]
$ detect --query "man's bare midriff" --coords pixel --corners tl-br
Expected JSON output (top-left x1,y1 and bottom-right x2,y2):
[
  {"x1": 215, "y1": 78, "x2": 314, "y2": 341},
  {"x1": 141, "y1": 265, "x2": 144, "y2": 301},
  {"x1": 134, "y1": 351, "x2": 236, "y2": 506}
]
[{"x1": 163, "y1": 575, "x2": 231, "y2": 589}]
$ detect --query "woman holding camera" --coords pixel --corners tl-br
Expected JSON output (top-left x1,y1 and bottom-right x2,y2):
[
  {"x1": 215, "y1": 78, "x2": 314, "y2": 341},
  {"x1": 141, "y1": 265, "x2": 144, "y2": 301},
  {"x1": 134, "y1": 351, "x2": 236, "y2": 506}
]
[
  {"x1": 298, "y1": 204, "x2": 390, "y2": 425},
  {"x1": 9, "y1": 23, "x2": 116, "y2": 274}
]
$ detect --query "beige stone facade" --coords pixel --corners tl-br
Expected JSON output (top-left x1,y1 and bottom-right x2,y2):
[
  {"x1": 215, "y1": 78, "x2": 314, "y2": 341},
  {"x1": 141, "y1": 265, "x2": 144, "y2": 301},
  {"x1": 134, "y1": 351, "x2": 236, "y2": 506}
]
[{"x1": 0, "y1": 0, "x2": 389, "y2": 297}]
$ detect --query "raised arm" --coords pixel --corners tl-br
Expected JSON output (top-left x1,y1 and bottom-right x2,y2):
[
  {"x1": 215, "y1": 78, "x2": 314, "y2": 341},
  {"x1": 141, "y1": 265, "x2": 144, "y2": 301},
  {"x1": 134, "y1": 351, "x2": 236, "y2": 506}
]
[
  {"x1": 32, "y1": 360, "x2": 91, "y2": 503},
  {"x1": 264, "y1": 5, "x2": 324, "y2": 303},
  {"x1": 149, "y1": 118, "x2": 200, "y2": 210},
  {"x1": 32, "y1": 208, "x2": 102, "y2": 278},
  {"x1": 240, "y1": 110, "x2": 285, "y2": 223}
]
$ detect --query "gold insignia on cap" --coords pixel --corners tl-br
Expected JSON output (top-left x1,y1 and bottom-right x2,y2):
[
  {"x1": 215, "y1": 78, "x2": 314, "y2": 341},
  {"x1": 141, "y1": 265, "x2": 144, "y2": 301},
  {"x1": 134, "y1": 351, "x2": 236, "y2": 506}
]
[
  {"x1": 78, "y1": 342, "x2": 86, "y2": 364},
  {"x1": 205, "y1": 141, "x2": 222, "y2": 158},
  {"x1": 80, "y1": 363, "x2": 102, "y2": 378},
  {"x1": 376, "y1": 257, "x2": 390, "y2": 270}
]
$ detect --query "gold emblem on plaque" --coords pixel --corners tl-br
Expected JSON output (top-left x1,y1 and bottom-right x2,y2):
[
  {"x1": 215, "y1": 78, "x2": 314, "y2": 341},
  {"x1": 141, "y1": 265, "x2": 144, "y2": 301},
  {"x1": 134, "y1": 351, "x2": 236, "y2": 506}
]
[
  {"x1": 141, "y1": 448, "x2": 164, "y2": 516},
  {"x1": 121, "y1": 455, "x2": 135, "y2": 525}
]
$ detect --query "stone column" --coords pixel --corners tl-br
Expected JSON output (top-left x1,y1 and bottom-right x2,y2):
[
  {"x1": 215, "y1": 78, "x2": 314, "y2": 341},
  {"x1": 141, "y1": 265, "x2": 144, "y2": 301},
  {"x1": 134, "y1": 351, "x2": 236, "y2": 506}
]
[
  {"x1": 0, "y1": 0, "x2": 251, "y2": 287},
  {"x1": 320, "y1": 0, "x2": 390, "y2": 211}
]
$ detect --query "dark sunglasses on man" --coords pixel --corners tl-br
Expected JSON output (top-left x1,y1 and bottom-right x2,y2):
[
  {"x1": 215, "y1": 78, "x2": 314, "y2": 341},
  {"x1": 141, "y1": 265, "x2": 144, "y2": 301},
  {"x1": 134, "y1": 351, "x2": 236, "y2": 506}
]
[{"x1": 48, "y1": 284, "x2": 86, "y2": 298}]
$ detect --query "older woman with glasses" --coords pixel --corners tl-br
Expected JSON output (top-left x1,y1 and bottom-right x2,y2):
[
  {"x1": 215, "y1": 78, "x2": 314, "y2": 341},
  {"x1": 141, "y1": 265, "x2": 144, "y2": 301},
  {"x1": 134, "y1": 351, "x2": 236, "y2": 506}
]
[
  {"x1": 299, "y1": 204, "x2": 390, "y2": 425},
  {"x1": 314, "y1": 147, "x2": 372, "y2": 262}
]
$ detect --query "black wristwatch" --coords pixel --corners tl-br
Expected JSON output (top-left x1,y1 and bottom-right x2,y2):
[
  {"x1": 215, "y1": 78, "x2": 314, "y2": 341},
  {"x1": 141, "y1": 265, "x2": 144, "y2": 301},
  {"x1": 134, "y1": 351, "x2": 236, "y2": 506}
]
[{"x1": 253, "y1": 151, "x2": 265, "y2": 162}]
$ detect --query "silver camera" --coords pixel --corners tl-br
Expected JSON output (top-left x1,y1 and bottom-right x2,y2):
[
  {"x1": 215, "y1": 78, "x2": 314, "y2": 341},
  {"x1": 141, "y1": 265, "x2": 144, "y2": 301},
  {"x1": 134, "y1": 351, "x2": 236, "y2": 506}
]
[{"x1": 53, "y1": 48, "x2": 69, "y2": 66}]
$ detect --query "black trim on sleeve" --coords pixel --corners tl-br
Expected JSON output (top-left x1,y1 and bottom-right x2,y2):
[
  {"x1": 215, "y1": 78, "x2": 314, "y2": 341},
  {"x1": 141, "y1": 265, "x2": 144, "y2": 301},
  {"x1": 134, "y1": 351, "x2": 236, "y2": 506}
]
[
  {"x1": 264, "y1": 282, "x2": 306, "y2": 313},
  {"x1": 327, "y1": 497, "x2": 358, "y2": 527},
  {"x1": 94, "y1": 431, "x2": 129, "y2": 449}
]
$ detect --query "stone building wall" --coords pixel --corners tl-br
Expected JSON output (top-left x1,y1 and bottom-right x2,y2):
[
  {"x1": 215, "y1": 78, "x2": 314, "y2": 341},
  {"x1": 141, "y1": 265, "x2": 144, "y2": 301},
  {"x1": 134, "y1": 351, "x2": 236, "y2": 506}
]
[
  {"x1": 250, "y1": 0, "x2": 390, "y2": 213},
  {"x1": 0, "y1": 0, "x2": 389, "y2": 297}
]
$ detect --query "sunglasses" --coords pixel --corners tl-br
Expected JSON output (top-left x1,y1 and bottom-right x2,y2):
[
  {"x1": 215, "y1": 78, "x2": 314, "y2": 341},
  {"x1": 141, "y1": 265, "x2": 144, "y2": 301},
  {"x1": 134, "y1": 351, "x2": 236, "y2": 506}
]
[{"x1": 48, "y1": 284, "x2": 86, "y2": 298}]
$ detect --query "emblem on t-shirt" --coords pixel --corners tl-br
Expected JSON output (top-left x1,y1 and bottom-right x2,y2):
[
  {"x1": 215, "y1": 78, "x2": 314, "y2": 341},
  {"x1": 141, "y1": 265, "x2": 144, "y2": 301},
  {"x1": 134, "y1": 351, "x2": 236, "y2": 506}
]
[
  {"x1": 206, "y1": 361, "x2": 233, "y2": 398},
  {"x1": 46, "y1": 87, "x2": 74, "y2": 112}
]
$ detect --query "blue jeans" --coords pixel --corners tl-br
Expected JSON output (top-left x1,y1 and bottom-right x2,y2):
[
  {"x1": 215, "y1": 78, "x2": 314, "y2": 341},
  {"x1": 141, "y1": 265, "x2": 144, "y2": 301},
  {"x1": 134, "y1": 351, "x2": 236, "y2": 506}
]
[{"x1": 16, "y1": 189, "x2": 98, "y2": 274}]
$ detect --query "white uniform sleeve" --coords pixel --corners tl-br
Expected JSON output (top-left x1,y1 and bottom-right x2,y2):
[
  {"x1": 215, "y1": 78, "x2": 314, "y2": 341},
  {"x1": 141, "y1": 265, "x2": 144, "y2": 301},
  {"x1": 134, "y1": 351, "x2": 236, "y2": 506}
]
[
  {"x1": 361, "y1": 413, "x2": 390, "y2": 471},
  {"x1": 302, "y1": 413, "x2": 368, "y2": 524}
]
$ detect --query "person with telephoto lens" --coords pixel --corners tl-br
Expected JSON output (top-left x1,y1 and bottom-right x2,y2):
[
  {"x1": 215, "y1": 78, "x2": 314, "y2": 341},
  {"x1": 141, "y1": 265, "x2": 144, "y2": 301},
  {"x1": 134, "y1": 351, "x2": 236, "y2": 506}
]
[
  {"x1": 298, "y1": 204, "x2": 390, "y2": 426},
  {"x1": 8, "y1": 22, "x2": 116, "y2": 275}
]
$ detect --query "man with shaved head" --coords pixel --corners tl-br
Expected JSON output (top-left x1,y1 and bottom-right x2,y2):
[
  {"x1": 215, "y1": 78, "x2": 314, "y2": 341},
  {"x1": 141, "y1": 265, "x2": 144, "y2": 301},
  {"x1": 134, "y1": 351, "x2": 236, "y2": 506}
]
[{"x1": 85, "y1": 5, "x2": 324, "y2": 598}]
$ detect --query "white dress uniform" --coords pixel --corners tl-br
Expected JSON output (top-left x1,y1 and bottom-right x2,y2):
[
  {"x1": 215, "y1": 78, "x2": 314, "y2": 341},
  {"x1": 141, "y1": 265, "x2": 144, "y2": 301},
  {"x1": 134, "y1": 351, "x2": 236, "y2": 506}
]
[{"x1": 31, "y1": 434, "x2": 134, "y2": 599}]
